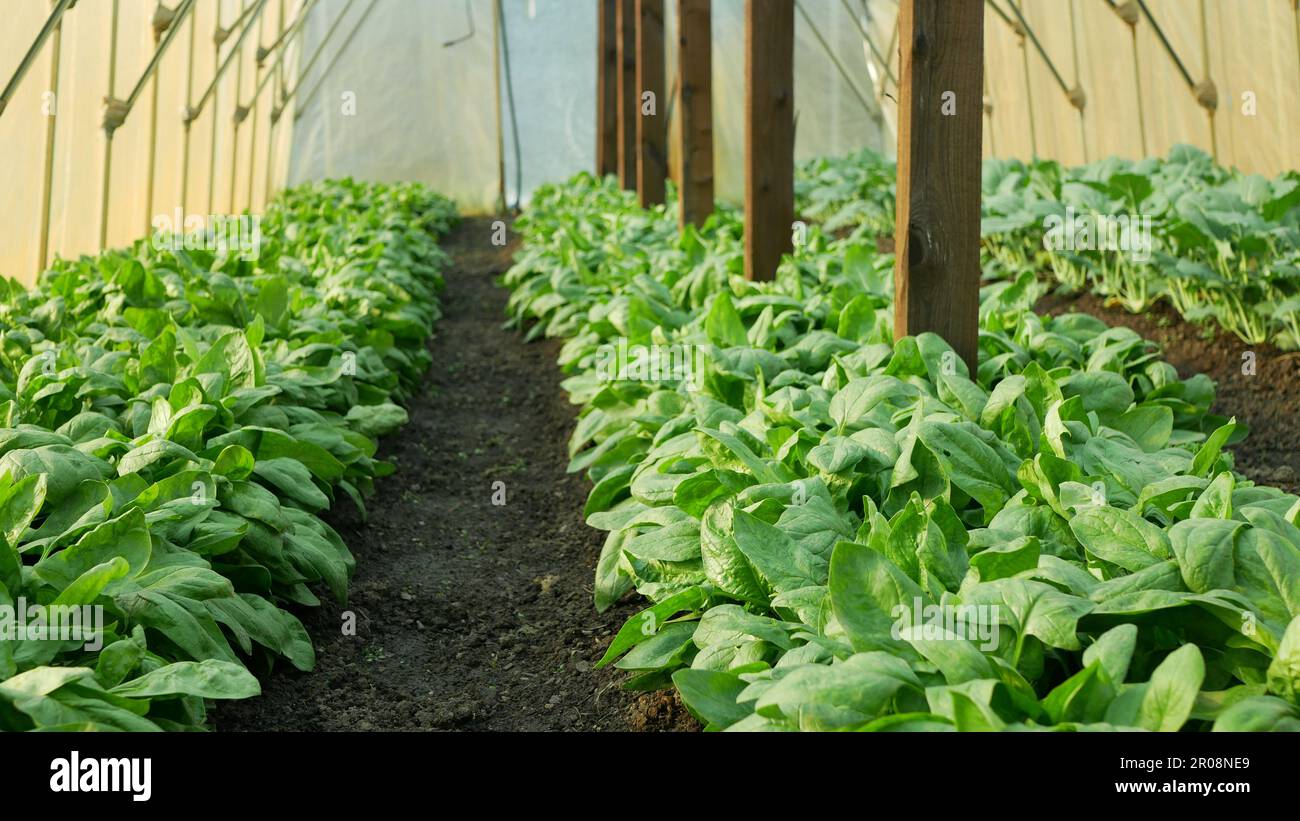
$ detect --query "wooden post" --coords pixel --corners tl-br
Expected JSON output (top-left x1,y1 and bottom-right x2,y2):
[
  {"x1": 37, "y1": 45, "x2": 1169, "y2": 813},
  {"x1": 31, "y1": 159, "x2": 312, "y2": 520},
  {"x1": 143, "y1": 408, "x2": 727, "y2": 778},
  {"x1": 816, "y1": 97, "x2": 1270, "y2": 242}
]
[
  {"x1": 596, "y1": 0, "x2": 618, "y2": 176},
  {"x1": 615, "y1": 0, "x2": 637, "y2": 189},
  {"x1": 893, "y1": 0, "x2": 983, "y2": 374},
  {"x1": 635, "y1": 0, "x2": 666, "y2": 205},
  {"x1": 676, "y1": 0, "x2": 713, "y2": 227},
  {"x1": 743, "y1": 0, "x2": 794, "y2": 282}
]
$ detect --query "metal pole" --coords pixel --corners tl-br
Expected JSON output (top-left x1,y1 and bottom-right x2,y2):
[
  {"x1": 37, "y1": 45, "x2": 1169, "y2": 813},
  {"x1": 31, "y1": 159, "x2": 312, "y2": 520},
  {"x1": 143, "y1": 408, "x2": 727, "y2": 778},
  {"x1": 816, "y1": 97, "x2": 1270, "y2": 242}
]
[
  {"x1": 181, "y1": 8, "x2": 197, "y2": 209},
  {"x1": 880, "y1": 11, "x2": 899, "y2": 99},
  {"x1": 229, "y1": 35, "x2": 245, "y2": 213},
  {"x1": 266, "y1": 0, "x2": 290, "y2": 204},
  {"x1": 99, "y1": 0, "x2": 121, "y2": 250},
  {"x1": 493, "y1": 0, "x2": 505, "y2": 211},
  {"x1": 262, "y1": 0, "x2": 286, "y2": 209},
  {"x1": 1019, "y1": 24, "x2": 1037, "y2": 158},
  {"x1": 246, "y1": 7, "x2": 266, "y2": 210},
  {"x1": 498, "y1": 0, "x2": 521, "y2": 207},
  {"x1": 0, "y1": 0, "x2": 75, "y2": 119},
  {"x1": 1198, "y1": 0, "x2": 1218, "y2": 159},
  {"x1": 37, "y1": 3, "x2": 64, "y2": 271},
  {"x1": 145, "y1": 5, "x2": 173, "y2": 236},
  {"x1": 1068, "y1": 0, "x2": 1088, "y2": 162},
  {"x1": 1131, "y1": 24, "x2": 1148, "y2": 157},
  {"x1": 208, "y1": 5, "x2": 225, "y2": 215}
]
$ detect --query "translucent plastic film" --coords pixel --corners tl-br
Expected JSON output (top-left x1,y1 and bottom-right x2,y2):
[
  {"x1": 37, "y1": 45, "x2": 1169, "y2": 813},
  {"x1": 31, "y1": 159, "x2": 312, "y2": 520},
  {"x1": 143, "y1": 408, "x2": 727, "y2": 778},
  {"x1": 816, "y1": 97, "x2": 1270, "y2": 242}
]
[
  {"x1": 285, "y1": 0, "x2": 891, "y2": 211},
  {"x1": 286, "y1": 0, "x2": 500, "y2": 212}
]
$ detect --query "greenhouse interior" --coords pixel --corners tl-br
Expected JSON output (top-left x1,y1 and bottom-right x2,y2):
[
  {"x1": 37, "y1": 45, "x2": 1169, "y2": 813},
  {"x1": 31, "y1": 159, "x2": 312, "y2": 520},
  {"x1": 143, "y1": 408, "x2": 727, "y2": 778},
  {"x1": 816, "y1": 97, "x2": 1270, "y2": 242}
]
[{"x1": 1, "y1": 0, "x2": 1300, "y2": 771}]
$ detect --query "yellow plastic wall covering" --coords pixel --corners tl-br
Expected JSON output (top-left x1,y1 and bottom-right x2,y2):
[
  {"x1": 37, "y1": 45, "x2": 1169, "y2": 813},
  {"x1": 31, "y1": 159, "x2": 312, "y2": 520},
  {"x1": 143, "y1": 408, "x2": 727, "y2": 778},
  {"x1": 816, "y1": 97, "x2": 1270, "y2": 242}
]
[
  {"x1": 978, "y1": 0, "x2": 1300, "y2": 171},
  {"x1": 3, "y1": 0, "x2": 1298, "y2": 283},
  {"x1": 1, "y1": 0, "x2": 300, "y2": 286}
]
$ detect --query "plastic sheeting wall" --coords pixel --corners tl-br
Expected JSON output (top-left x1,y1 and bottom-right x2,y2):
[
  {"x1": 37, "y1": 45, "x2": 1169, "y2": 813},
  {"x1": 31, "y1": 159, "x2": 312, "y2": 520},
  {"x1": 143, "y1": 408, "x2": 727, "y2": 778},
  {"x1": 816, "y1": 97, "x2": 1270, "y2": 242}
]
[
  {"x1": 861, "y1": 0, "x2": 1300, "y2": 173},
  {"x1": 287, "y1": 0, "x2": 500, "y2": 210},
  {"x1": 6, "y1": 1, "x2": 1299, "y2": 281},
  {"x1": 286, "y1": 0, "x2": 1298, "y2": 212},
  {"x1": 286, "y1": 0, "x2": 890, "y2": 212},
  {"x1": 1, "y1": 0, "x2": 301, "y2": 285}
]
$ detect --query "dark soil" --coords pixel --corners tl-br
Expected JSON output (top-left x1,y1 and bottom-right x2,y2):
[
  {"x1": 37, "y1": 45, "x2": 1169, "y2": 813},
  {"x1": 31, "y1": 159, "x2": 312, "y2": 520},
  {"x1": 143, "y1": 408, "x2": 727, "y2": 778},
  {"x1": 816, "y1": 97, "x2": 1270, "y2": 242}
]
[
  {"x1": 214, "y1": 217, "x2": 697, "y2": 732},
  {"x1": 1035, "y1": 291, "x2": 1300, "y2": 495}
]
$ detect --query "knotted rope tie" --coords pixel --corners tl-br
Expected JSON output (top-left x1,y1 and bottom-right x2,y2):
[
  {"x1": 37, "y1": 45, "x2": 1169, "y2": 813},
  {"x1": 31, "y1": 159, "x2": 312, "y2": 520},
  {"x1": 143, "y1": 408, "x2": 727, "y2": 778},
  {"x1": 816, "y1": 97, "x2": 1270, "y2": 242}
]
[
  {"x1": 1194, "y1": 79, "x2": 1219, "y2": 111},
  {"x1": 1068, "y1": 85, "x2": 1087, "y2": 111},
  {"x1": 152, "y1": 3, "x2": 177, "y2": 40},
  {"x1": 1116, "y1": 0, "x2": 1140, "y2": 27},
  {"x1": 102, "y1": 97, "x2": 129, "y2": 135}
]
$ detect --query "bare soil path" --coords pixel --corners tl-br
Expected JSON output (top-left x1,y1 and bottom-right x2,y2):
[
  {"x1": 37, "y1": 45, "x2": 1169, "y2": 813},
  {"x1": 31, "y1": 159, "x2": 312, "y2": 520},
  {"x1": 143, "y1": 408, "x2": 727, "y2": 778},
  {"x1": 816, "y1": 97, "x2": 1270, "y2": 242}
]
[{"x1": 215, "y1": 218, "x2": 695, "y2": 731}]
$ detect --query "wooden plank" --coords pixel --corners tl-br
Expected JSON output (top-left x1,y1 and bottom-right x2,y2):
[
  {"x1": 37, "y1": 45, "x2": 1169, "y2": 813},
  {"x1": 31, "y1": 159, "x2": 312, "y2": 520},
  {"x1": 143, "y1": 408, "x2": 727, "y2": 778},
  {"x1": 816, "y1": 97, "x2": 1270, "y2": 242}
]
[
  {"x1": 676, "y1": 0, "x2": 713, "y2": 227},
  {"x1": 743, "y1": 0, "x2": 794, "y2": 282},
  {"x1": 636, "y1": 0, "x2": 667, "y2": 205},
  {"x1": 616, "y1": 0, "x2": 638, "y2": 189},
  {"x1": 893, "y1": 0, "x2": 983, "y2": 373},
  {"x1": 596, "y1": 0, "x2": 618, "y2": 176}
]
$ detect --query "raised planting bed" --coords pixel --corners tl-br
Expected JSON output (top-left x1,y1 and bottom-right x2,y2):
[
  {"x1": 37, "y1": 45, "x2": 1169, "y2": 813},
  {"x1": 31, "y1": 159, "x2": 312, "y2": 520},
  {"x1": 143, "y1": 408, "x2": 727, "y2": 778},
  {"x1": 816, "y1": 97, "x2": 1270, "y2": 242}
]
[
  {"x1": 502, "y1": 172, "x2": 1300, "y2": 732},
  {"x1": 802, "y1": 146, "x2": 1300, "y2": 352},
  {"x1": 0, "y1": 180, "x2": 455, "y2": 731}
]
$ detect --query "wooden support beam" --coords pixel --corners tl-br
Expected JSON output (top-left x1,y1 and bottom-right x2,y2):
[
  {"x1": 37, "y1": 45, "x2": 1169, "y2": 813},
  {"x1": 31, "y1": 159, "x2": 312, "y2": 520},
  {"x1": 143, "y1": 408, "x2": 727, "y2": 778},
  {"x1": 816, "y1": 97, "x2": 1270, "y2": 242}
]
[
  {"x1": 893, "y1": 0, "x2": 983, "y2": 374},
  {"x1": 615, "y1": 0, "x2": 637, "y2": 189},
  {"x1": 676, "y1": 0, "x2": 713, "y2": 227},
  {"x1": 743, "y1": 0, "x2": 794, "y2": 282},
  {"x1": 635, "y1": 0, "x2": 666, "y2": 206},
  {"x1": 596, "y1": 0, "x2": 618, "y2": 176}
]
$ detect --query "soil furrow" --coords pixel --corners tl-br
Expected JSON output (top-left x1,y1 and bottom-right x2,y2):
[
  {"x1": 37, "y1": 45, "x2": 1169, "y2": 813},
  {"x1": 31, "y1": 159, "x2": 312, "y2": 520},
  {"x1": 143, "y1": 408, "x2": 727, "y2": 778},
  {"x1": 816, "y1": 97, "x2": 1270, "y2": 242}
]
[
  {"x1": 214, "y1": 217, "x2": 694, "y2": 731},
  {"x1": 1036, "y1": 291, "x2": 1299, "y2": 496}
]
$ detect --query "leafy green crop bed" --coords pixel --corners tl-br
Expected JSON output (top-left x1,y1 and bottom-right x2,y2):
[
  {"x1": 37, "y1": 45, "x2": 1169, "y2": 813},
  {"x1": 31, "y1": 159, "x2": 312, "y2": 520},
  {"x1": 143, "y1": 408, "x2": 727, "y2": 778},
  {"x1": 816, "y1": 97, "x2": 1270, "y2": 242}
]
[
  {"x1": 504, "y1": 173, "x2": 1300, "y2": 732},
  {"x1": 801, "y1": 145, "x2": 1300, "y2": 350},
  {"x1": 0, "y1": 179, "x2": 455, "y2": 730}
]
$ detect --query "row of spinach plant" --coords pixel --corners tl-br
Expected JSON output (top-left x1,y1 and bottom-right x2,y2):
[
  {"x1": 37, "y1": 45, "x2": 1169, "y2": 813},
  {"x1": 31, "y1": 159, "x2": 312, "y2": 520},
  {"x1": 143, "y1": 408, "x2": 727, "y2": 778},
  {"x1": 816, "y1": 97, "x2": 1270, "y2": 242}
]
[
  {"x1": 504, "y1": 172, "x2": 1300, "y2": 731},
  {"x1": 0, "y1": 179, "x2": 455, "y2": 730},
  {"x1": 800, "y1": 145, "x2": 1300, "y2": 350}
]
